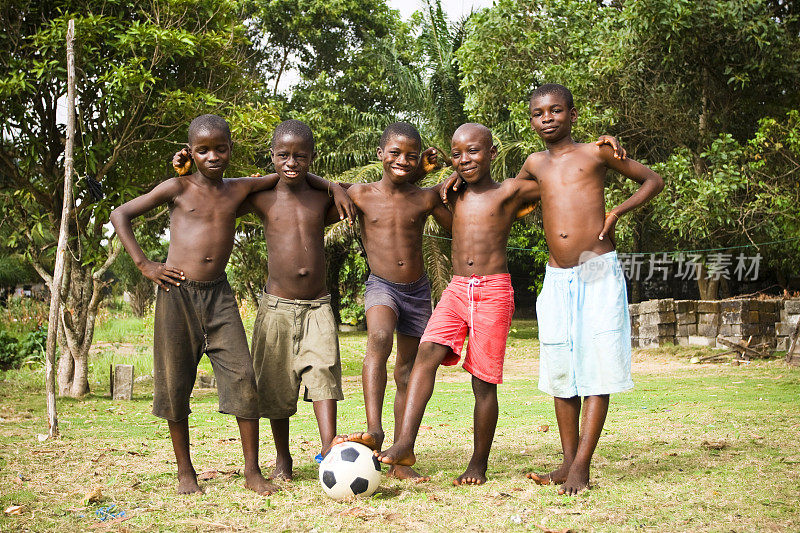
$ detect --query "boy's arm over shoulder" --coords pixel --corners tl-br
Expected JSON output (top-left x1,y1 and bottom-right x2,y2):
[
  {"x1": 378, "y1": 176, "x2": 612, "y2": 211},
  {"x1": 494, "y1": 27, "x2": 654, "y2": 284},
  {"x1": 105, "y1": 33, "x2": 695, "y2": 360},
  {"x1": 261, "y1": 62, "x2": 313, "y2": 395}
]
[
  {"x1": 110, "y1": 178, "x2": 186, "y2": 288},
  {"x1": 502, "y1": 171, "x2": 541, "y2": 206},
  {"x1": 229, "y1": 173, "x2": 280, "y2": 194},
  {"x1": 515, "y1": 152, "x2": 544, "y2": 180},
  {"x1": 306, "y1": 173, "x2": 356, "y2": 225},
  {"x1": 422, "y1": 187, "x2": 453, "y2": 231},
  {"x1": 595, "y1": 143, "x2": 664, "y2": 241}
]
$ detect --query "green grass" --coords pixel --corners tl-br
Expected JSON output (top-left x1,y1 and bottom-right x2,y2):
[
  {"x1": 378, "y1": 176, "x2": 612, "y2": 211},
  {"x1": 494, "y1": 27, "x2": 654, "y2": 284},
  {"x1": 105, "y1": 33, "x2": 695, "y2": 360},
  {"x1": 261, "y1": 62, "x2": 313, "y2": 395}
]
[{"x1": 1, "y1": 315, "x2": 799, "y2": 532}]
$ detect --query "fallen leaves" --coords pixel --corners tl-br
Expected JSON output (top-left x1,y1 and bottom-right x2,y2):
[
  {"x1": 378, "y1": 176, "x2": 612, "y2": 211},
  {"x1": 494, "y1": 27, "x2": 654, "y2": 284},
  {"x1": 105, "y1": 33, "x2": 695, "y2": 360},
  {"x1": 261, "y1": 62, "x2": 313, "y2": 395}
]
[
  {"x1": 702, "y1": 440, "x2": 728, "y2": 450},
  {"x1": 538, "y1": 425, "x2": 550, "y2": 432},
  {"x1": 4, "y1": 505, "x2": 22, "y2": 516},
  {"x1": 198, "y1": 469, "x2": 240, "y2": 481},
  {"x1": 83, "y1": 487, "x2": 105, "y2": 503}
]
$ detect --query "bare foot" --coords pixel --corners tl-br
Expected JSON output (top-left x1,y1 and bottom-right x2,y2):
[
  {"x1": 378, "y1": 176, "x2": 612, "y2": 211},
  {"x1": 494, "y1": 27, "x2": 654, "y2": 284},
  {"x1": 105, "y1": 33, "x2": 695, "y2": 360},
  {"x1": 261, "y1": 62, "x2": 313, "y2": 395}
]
[
  {"x1": 345, "y1": 431, "x2": 384, "y2": 451},
  {"x1": 330, "y1": 434, "x2": 349, "y2": 448},
  {"x1": 270, "y1": 456, "x2": 292, "y2": 481},
  {"x1": 526, "y1": 464, "x2": 570, "y2": 486},
  {"x1": 387, "y1": 465, "x2": 430, "y2": 483},
  {"x1": 244, "y1": 468, "x2": 280, "y2": 495},
  {"x1": 176, "y1": 470, "x2": 203, "y2": 494},
  {"x1": 453, "y1": 465, "x2": 487, "y2": 486},
  {"x1": 558, "y1": 462, "x2": 590, "y2": 496},
  {"x1": 376, "y1": 442, "x2": 416, "y2": 466}
]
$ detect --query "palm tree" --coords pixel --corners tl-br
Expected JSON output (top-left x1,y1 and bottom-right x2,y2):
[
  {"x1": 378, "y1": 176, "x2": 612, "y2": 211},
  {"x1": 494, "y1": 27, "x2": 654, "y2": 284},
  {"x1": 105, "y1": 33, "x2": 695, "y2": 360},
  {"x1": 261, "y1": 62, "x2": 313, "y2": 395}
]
[{"x1": 317, "y1": 0, "x2": 473, "y2": 300}]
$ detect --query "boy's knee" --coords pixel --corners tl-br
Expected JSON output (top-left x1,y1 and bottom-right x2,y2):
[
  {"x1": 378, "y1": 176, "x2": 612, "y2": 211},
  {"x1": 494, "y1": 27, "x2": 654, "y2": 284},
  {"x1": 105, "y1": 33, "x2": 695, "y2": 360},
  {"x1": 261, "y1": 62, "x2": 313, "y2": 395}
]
[
  {"x1": 366, "y1": 328, "x2": 393, "y2": 355},
  {"x1": 472, "y1": 376, "x2": 497, "y2": 397},
  {"x1": 393, "y1": 364, "x2": 412, "y2": 389},
  {"x1": 416, "y1": 342, "x2": 448, "y2": 368}
]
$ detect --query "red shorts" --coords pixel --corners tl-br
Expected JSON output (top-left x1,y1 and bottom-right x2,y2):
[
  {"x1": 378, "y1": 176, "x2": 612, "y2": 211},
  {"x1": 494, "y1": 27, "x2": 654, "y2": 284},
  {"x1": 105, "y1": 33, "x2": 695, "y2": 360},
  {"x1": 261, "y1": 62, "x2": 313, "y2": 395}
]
[{"x1": 420, "y1": 274, "x2": 514, "y2": 384}]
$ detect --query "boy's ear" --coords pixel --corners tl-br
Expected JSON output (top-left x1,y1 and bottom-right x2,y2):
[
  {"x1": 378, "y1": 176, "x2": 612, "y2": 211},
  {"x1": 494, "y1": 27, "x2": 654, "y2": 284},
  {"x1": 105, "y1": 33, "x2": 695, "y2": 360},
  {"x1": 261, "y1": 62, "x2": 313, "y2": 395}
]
[
  {"x1": 490, "y1": 144, "x2": 498, "y2": 161},
  {"x1": 570, "y1": 107, "x2": 578, "y2": 123},
  {"x1": 376, "y1": 146, "x2": 384, "y2": 160}
]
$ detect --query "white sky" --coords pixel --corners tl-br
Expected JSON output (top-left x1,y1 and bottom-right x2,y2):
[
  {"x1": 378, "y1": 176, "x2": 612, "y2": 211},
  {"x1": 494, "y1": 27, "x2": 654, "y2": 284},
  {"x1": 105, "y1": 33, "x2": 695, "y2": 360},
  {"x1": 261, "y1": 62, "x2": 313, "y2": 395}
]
[{"x1": 389, "y1": 0, "x2": 494, "y2": 20}]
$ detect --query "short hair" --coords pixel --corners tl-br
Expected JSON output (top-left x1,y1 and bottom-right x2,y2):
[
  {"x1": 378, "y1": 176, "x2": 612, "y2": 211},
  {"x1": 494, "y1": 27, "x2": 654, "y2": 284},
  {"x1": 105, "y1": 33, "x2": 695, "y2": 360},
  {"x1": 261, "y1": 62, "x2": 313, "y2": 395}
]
[
  {"x1": 452, "y1": 123, "x2": 493, "y2": 147},
  {"x1": 188, "y1": 114, "x2": 231, "y2": 143},
  {"x1": 379, "y1": 122, "x2": 422, "y2": 150},
  {"x1": 530, "y1": 83, "x2": 574, "y2": 109},
  {"x1": 271, "y1": 119, "x2": 315, "y2": 151}
]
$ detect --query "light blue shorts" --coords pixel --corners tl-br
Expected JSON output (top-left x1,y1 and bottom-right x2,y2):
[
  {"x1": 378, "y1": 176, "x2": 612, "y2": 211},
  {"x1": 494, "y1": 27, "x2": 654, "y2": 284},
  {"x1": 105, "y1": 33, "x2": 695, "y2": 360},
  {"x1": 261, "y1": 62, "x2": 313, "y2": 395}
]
[{"x1": 536, "y1": 251, "x2": 633, "y2": 398}]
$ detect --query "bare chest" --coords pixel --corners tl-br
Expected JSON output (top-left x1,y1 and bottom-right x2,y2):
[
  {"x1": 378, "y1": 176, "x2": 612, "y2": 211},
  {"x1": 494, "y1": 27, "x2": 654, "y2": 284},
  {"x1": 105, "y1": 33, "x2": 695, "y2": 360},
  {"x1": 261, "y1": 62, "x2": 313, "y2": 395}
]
[{"x1": 360, "y1": 192, "x2": 427, "y2": 232}]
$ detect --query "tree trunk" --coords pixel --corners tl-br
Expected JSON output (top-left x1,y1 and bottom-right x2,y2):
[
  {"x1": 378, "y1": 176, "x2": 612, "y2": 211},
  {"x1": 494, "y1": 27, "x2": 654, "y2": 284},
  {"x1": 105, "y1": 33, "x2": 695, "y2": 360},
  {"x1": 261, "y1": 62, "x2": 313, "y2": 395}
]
[
  {"x1": 696, "y1": 264, "x2": 720, "y2": 300},
  {"x1": 129, "y1": 280, "x2": 155, "y2": 317},
  {"x1": 36, "y1": 240, "x2": 120, "y2": 398}
]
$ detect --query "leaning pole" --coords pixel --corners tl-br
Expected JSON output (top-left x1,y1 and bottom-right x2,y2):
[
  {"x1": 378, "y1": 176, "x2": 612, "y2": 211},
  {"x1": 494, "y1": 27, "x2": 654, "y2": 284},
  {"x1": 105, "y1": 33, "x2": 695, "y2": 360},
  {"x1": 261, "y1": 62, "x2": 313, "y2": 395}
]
[{"x1": 45, "y1": 19, "x2": 76, "y2": 438}]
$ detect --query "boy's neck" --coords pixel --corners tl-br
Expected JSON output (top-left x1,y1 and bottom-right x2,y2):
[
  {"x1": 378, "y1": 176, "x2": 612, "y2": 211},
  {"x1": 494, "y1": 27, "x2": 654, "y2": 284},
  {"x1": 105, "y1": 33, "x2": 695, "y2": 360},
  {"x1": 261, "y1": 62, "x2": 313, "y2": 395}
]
[
  {"x1": 544, "y1": 134, "x2": 577, "y2": 155},
  {"x1": 464, "y1": 172, "x2": 495, "y2": 192},
  {"x1": 378, "y1": 174, "x2": 410, "y2": 192},
  {"x1": 191, "y1": 171, "x2": 224, "y2": 186},
  {"x1": 277, "y1": 175, "x2": 310, "y2": 191}
]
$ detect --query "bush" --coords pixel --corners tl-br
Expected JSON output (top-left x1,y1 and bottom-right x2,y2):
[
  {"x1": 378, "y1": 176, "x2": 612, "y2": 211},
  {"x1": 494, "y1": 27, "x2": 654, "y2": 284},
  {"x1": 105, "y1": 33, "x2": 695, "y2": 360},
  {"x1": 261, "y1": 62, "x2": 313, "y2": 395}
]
[
  {"x1": 0, "y1": 327, "x2": 46, "y2": 369},
  {"x1": 0, "y1": 330, "x2": 20, "y2": 368},
  {"x1": 17, "y1": 327, "x2": 46, "y2": 366}
]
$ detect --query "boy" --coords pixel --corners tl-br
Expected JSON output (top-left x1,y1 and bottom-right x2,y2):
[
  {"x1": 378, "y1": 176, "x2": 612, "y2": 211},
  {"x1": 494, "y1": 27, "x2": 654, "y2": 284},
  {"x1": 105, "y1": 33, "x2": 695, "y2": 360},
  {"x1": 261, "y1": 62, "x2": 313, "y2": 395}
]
[
  {"x1": 520, "y1": 83, "x2": 663, "y2": 495},
  {"x1": 377, "y1": 123, "x2": 542, "y2": 485},
  {"x1": 110, "y1": 114, "x2": 278, "y2": 495},
  {"x1": 236, "y1": 119, "x2": 352, "y2": 481},
  {"x1": 333, "y1": 122, "x2": 451, "y2": 481}
]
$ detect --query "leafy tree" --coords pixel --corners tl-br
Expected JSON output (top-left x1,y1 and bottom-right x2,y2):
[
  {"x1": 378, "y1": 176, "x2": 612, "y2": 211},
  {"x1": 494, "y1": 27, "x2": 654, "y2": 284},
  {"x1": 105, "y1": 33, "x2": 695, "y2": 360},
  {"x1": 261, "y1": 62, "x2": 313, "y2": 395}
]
[{"x1": 0, "y1": 0, "x2": 277, "y2": 396}]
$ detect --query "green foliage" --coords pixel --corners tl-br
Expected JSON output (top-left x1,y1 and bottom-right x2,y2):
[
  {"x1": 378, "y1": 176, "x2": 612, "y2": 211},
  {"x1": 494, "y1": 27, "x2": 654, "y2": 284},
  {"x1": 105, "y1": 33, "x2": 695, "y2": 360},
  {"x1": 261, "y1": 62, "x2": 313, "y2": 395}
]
[
  {"x1": 651, "y1": 135, "x2": 749, "y2": 248},
  {"x1": 507, "y1": 216, "x2": 549, "y2": 293},
  {"x1": 0, "y1": 255, "x2": 37, "y2": 288},
  {"x1": 0, "y1": 326, "x2": 46, "y2": 369},
  {"x1": 337, "y1": 241, "x2": 368, "y2": 326},
  {"x1": 602, "y1": 0, "x2": 800, "y2": 160}
]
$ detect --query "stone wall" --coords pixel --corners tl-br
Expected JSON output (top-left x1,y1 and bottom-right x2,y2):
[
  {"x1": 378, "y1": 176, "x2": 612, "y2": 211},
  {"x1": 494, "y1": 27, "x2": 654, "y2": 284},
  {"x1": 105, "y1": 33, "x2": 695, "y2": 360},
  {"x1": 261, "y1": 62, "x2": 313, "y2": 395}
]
[
  {"x1": 775, "y1": 299, "x2": 800, "y2": 352},
  {"x1": 629, "y1": 298, "x2": 795, "y2": 350}
]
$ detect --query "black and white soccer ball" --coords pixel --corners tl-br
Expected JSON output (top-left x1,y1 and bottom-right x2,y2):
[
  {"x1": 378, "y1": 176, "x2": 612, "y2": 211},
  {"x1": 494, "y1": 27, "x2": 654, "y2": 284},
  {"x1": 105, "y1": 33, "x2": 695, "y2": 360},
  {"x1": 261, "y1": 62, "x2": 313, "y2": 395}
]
[{"x1": 318, "y1": 442, "x2": 382, "y2": 500}]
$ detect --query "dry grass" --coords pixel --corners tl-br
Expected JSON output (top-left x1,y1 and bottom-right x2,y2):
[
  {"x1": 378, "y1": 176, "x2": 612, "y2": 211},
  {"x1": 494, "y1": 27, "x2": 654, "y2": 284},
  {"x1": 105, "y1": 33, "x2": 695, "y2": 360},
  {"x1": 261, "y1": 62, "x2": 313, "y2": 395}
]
[{"x1": 1, "y1": 318, "x2": 799, "y2": 532}]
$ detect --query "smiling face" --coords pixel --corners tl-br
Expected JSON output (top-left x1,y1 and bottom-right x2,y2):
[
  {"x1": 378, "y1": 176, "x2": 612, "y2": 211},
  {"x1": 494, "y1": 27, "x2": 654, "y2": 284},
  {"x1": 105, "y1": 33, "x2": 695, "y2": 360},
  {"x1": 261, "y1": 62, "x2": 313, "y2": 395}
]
[
  {"x1": 271, "y1": 133, "x2": 315, "y2": 184},
  {"x1": 189, "y1": 128, "x2": 232, "y2": 180},
  {"x1": 450, "y1": 124, "x2": 496, "y2": 184},
  {"x1": 377, "y1": 134, "x2": 421, "y2": 184},
  {"x1": 529, "y1": 92, "x2": 577, "y2": 143}
]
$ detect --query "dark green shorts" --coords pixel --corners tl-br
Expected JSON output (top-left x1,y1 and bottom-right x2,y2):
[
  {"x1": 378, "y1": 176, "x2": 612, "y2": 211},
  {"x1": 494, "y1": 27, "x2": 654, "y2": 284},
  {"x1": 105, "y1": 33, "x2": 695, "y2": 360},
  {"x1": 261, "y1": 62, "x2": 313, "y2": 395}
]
[
  {"x1": 152, "y1": 275, "x2": 259, "y2": 421},
  {"x1": 251, "y1": 293, "x2": 343, "y2": 419}
]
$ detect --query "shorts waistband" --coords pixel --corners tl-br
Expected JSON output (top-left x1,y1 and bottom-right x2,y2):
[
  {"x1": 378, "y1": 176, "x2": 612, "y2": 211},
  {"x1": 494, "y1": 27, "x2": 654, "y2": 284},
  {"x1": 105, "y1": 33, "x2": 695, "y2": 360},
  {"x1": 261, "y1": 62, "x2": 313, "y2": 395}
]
[
  {"x1": 368, "y1": 272, "x2": 430, "y2": 291},
  {"x1": 451, "y1": 273, "x2": 511, "y2": 284},
  {"x1": 545, "y1": 251, "x2": 619, "y2": 278},
  {"x1": 180, "y1": 273, "x2": 228, "y2": 289},
  {"x1": 263, "y1": 292, "x2": 331, "y2": 309}
]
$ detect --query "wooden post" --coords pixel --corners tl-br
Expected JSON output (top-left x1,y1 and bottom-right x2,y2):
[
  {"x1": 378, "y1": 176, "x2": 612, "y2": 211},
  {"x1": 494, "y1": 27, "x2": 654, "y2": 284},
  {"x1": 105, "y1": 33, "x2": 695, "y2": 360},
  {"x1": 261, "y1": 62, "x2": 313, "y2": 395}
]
[{"x1": 44, "y1": 19, "x2": 76, "y2": 438}]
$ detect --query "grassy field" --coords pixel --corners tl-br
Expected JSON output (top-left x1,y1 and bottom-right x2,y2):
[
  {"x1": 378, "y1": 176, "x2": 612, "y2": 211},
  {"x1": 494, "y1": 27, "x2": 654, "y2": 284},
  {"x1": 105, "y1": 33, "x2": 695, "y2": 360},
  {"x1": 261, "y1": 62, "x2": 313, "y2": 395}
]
[{"x1": 1, "y1": 312, "x2": 799, "y2": 532}]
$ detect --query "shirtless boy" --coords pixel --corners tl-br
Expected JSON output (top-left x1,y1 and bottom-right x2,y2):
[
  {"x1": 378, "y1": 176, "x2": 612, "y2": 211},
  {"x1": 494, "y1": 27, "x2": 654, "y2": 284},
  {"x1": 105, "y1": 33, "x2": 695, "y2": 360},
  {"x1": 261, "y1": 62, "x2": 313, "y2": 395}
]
[
  {"x1": 377, "y1": 123, "x2": 541, "y2": 485},
  {"x1": 236, "y1": 119, "x2": 353, "y2": 480},
  {"x1": 330, "y1": 122, "x2": 451, "y2": 481},
  {"x1": 110, "y1": 114, "x2": 277, "y2": 495},
  {"x1": 519, "y1": 83, "x2": 664, "y2": 495}
]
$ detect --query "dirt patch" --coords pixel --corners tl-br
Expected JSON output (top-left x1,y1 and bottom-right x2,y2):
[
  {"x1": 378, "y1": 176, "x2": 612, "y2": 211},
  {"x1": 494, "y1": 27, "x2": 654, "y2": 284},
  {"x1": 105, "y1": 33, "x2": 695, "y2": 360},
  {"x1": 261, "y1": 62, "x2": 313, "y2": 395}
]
[{"x1": 90, "y1": 342, "x2": 138, "y2": 356}]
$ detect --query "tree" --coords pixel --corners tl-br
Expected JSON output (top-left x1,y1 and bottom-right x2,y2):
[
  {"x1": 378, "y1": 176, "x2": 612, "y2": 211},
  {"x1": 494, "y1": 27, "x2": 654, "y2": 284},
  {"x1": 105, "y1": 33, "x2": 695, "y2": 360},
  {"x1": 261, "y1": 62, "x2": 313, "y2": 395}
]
[{"x1": 0, "y1": 0, "x2": 277, "y2": 396}]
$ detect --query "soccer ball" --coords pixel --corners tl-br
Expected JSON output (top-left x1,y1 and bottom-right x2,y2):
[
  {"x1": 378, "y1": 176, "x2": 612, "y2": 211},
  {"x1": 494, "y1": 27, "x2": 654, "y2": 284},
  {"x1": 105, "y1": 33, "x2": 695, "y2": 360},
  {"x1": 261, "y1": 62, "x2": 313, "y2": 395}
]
[{"x1": 318, "y1": 442, "x2": 382, "y2": 500}]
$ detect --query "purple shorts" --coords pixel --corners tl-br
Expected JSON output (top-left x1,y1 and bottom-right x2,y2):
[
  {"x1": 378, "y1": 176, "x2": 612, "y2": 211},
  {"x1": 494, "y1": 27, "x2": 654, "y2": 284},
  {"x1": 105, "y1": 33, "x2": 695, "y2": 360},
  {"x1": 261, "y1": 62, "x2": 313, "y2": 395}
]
[{"x1": 364, "y1": 273, "x2": 432, "y2": 338}]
